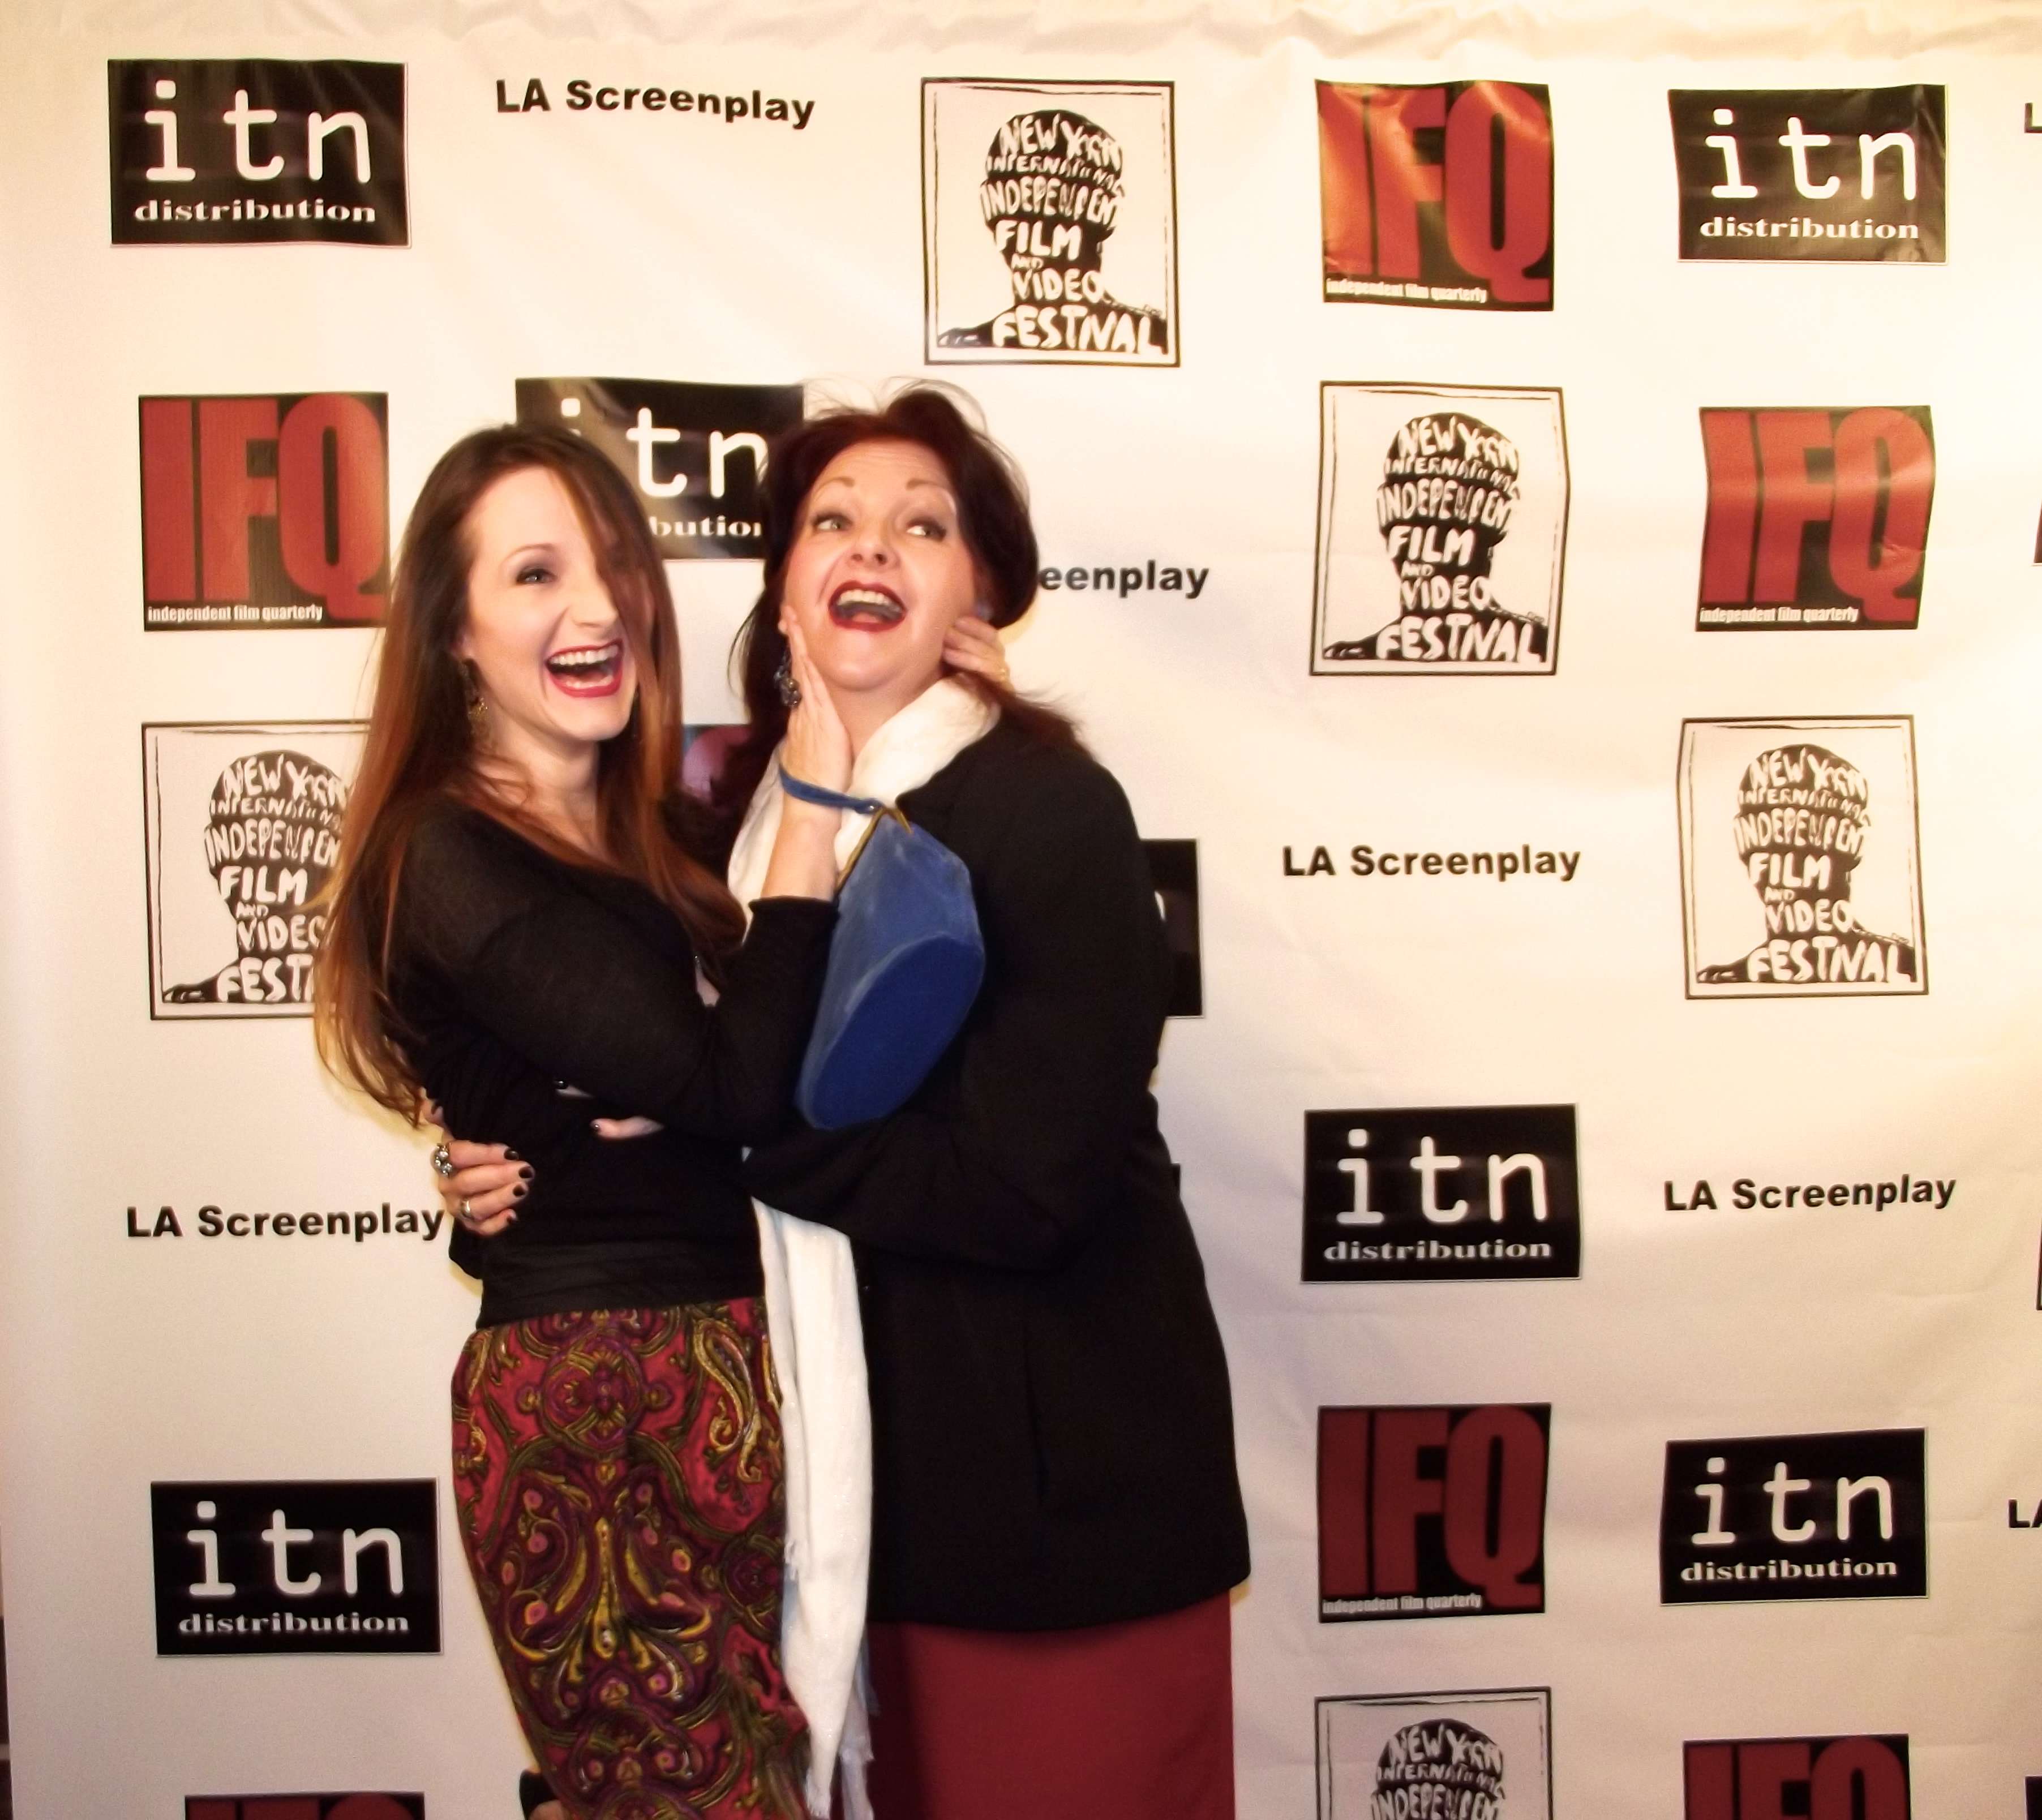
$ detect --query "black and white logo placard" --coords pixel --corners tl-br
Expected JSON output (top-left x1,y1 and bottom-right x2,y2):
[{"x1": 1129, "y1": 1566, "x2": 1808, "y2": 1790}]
[
  {"x1": 514, "y1": 377, "x2": 804, "y2": 560},
  {"x1": 1678, "y1": 718, "x2": 1925, "y2": 998},
  {"x1": 1317, "y1": 1688, "x2": 1551, "y2": 1820},
  {"x1": 152, "y1": 1479, "x2": 439, "y2": 1654},
  {"x1": 143, "y1": 722, "x2": 362, "y2": 1019},
  {"x1": 1660, "y1": 1429, "x2": 1927, "y2": 1603},
  {"x1": 923, "y1": 79, "x2": 1178, "y2": 365},
  {"x1": 109, "y1": 59, "x2": 407, "y2": 246},
  {"x1": 1313, "y1": 383, "x2": 1567, "y2": 675},
  {"x1": 1303, "y1": 1106, "x2": 1579, "y2": 1282},
  {"x1": 1670, "y1": 86, "x2": 1944, "y2": 263}
]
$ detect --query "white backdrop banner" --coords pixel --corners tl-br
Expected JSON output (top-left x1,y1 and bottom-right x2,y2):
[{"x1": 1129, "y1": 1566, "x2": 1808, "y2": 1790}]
[{"x1": 4, "y1": 3, "x2": 2042, "y2": 1817}]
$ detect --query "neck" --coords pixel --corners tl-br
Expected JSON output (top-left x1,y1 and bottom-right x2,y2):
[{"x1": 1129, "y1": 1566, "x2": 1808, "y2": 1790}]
[
  {"x1": 834, "y1": 672, "x2": 947, "y2": 761},
  {"x1": 472, "y1": 732, "x2": 604, "y2": 853}
]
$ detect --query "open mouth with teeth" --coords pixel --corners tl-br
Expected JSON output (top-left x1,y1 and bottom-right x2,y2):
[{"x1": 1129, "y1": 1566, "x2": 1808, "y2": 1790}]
[
  {"x1": 544, "y1": 639, "x2": 626, "y2": 697},
  {"x1": 829, "y1": 583, "x2": 906, "y2": 630}
]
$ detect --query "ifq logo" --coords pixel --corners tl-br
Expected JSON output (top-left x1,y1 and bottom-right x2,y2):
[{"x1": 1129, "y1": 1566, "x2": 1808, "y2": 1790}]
[
  {"x1": 143, "y1": 722, "x2": 362, "y2": 1018},
  {"x1": 140, "y1": 393, "x2": 390, "y2": 629},
  {"x1": 1698, "y1": 407, "x2": 1934, "y2": 631},
  {"x1": 922, "y1": 79, "x2": 1178, "y2": 365},
  {"x1": 1670, "y1": 86, "x2": 1944, "y2": 263},
  {"x1": 152, "y1": 1479, "x2": 439, "y2": 1654},
  {"x1": 1659, "y1": 1430, "x2": 1927, "y2": 1603},
  {"x1": 109, "y1": 60, "x2": 407, "y2": 246},
  {"x1": 1312, "y1": 383, "x2": 1567, "y2": 675},
  {"x1": 1316, "y1": 81, "x2": 1554, "y2": 310},
  {"x1": 1685, "y1": 1736, "x2": 1911, "y2": 1820},
  {"x1": 1316, "y1": 1689, "x2": 1552, "y2": 1820},
  {"x1": 1319, "y1": 1405, "x2": 1549, "y2": 1620},
  {"x1": 1677, "y1": 718, "x2": 1925, "y2": 998},
  {"x1": 514, "y1": 378, "x2": 804, "y2": 561},
  {"x1": 189, "y1": 1798, "x2": 424, "y2": 1819},
  {"x1": 1302, "y1": 1106, "x2": 1579, "y2": 1283}
]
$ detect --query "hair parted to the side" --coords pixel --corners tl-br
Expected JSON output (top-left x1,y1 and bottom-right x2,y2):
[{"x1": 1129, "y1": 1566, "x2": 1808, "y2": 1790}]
[
  {"x1": 713, "y1": 381, "x2": 1079, "y2": 824},
  {"x1": 313, "y1": 422, "x2": 745, "y2": 1120}
]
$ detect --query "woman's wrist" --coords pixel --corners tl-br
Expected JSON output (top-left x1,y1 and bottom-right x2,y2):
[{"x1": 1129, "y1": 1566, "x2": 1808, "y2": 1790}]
[{"x1": 758, "y1": 795, "x2": 842, "y2": 901}]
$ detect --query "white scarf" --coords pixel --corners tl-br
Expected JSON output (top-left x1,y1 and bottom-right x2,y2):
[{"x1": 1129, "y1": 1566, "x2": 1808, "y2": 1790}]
[{"x1": 729, "y1": 676, "x2": 997, "y2": 1819}]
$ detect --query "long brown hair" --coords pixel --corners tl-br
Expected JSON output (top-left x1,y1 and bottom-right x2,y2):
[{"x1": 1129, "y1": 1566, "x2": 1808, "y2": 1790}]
[
  {"x1": 713, "y1": 384, "x2": 1079, "y2": 825},
  {"x1": 314, "y1": 423, "x2": 744, "y2": 1119}
]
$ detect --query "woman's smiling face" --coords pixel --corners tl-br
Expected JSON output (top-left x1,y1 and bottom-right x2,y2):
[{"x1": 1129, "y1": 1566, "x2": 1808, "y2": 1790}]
[
  {"x1": 779, "y1": 439, "x2": 981, "y2": 727},
  {"x1": 457, "y1": 465, "x2": 639, "y2": 765}
]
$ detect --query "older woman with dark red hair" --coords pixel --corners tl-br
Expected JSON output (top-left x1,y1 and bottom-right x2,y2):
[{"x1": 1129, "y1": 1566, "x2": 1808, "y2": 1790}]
[{"x1": 445, "y1": 387, "x2": 1250, "y2": 1820}]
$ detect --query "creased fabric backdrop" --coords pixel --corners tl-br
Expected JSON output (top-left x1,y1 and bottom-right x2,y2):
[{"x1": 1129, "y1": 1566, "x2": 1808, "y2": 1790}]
[{"x1": 5, "y1": 2, "x2": 2042, "y2": 1815}]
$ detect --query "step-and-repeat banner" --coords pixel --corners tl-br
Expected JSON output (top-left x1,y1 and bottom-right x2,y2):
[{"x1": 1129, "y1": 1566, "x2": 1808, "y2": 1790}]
[{"x1": 4, "y1": 2, "x2": 2042, "y2": 1815}]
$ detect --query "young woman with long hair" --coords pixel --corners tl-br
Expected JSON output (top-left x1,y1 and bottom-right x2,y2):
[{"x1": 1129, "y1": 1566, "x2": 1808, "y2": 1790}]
[
  {"x1": 444, "y1": 387, "x2": 1251, "y2": 1820},
  {"x1": 314, "y1": 422, "x2": 853, "y2": 1820}
]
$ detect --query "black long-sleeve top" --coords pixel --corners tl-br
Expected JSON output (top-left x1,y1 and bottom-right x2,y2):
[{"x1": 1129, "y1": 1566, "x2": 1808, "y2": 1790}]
[
  {"x1": 743, "y1": 720, "x2": 1251, "y2": 1631},
  {"x1": 387, "y1": 800, "x2": 835, "y2": 1327}
]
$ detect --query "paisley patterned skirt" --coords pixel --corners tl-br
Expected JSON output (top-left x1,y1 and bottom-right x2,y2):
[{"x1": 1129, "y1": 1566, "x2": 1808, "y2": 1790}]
[{"x1": 451, "y1": 1301, "x2": 806, "y2": 1820}]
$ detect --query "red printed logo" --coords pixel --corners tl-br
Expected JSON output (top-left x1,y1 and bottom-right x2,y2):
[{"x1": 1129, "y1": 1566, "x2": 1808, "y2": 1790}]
[
  {"x1": 1697, "y1": 407, "x2": 1933, "y2": 631},
  {"x1": 1685, "y1": 1736, "x2": 1909, "y2": 1820},
  {"x1": 140, "y1": 393, "x2": 389, "y2": 630},
  {"x1": 1317, "y1": 81, "x2": 1553, "y2": 310},
  {"x1": 1318, "y1": 1403, "x2": 1549, "y2": 1619}
]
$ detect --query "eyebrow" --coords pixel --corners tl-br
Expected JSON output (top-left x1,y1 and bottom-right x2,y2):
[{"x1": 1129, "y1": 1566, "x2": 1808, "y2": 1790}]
[{"x1": 811, "y1": 475, "x2": 955, "y2": 498}]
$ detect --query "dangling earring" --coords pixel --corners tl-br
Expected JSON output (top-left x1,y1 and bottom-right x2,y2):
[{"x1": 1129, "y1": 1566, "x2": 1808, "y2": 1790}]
[
  {"x1": 462, "y1": 660, "x2": 489, "y2": 736},
  {"x1": 774, "y1": 647, "x2": 801, "y2": 709}
]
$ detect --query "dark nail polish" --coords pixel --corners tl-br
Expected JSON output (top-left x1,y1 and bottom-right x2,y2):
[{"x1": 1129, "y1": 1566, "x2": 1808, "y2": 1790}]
[
  {"x1": 505, "y1": 1149, "x2": 523, "y2": 1161},
  {"x1": 513, "y1": 1184, "x2": 527, "y2": 1200},
  {"x1": 518, "y1": 1165, "x2": 534, "y2": 1181}
]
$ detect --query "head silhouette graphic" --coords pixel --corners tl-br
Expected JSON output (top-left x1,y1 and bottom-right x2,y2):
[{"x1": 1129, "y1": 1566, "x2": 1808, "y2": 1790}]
[
  {"x1": 164, "y1": 748, "x2": 347, "y2": 1007},
  {"x1": 1697, "y1": 741, "x2": 1916, "y2": 988},
  {"x1": 1323, "y1": 410, "x2": 1546, "y2": 664},
  {"x1": 938, "y1": 107, "x2": 1169, "y2": 357},
  {"x1": 1374, "y1": 1718, "x2": 1505, "y2": 1820}
]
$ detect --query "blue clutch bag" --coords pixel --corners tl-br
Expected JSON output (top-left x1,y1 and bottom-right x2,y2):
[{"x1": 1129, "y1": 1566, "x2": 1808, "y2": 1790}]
[{"x1": 779, "y1": 767, "x2": 986, "y2": 1130}]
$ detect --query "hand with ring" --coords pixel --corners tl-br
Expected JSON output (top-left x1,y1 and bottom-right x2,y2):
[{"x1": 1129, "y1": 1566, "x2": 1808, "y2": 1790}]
[
  {"x1": 424, "y1": 1106, "x2": 530, "y2": 1238},
  {"x1": 943, "y1": 612, "x2": 1010, "y2": 688}
]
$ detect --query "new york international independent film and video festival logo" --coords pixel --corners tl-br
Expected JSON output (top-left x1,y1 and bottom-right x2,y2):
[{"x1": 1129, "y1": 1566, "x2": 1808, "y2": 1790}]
[
  {"x1": 1316, "y1": 1688, "x2": 1552, "y2": 1820},
  {"x1": 1678, "y1": 717, "x2": 1924, "y2": 998},
  {"x1": 144, "y1": 722, "x2": 363, "y2": 1018},
  {"x1": 922, "y1": 79, "x2": 1178, "y2": 365},
  {"x1": 1313, "y1": 383, "x2": 1568, "y2": 675}
]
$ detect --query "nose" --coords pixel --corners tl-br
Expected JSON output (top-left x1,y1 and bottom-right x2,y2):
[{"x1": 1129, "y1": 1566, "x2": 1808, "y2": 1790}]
[
  {"x1": 565, "y1": 575, "x2": 622, "y2": 633},
  {"x1": 846, "y1": 520, "x2": 896, "y2": 567}
]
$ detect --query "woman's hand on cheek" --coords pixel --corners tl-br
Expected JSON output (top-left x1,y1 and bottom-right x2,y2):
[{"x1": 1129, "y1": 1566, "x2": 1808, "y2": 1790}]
[
  {"x1": 943, "y1": 613, "x2": 1010, "y2": 687},
  {"x1": 779, "y1": 613, "x2": 853, "y2": 792}
]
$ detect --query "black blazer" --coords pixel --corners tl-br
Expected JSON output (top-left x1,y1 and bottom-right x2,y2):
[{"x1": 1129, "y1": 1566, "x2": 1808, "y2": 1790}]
[{"x1": 745, "y1": 719, "x2": 1250, "y2": 1630}]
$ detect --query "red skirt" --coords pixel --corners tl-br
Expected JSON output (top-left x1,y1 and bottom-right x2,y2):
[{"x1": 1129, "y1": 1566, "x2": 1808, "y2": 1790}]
[
  {"x1": 452, "y1": 1302, "x2": 805, "y2": 1820},
  {"x1": 865, "y1": 1595, "x2": 1236, "y2": 1820}
]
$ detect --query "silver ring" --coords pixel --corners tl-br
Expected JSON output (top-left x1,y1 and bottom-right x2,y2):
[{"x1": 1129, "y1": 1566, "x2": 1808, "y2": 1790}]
[
  {"x1": 431, "y1": 1142, "x2": 454, "y2": 1179},
  {"x1": 458, "y1": 1199, "x2": 473, "y2": 1222}
]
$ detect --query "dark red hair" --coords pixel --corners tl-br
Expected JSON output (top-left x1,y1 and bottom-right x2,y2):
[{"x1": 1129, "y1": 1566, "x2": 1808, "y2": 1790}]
[
  {"x1": 315, "y1": 423, "x2": 744, "y2": 1119},
  {"x1": 715, "y1": 384, "x2": 1077, "y2": 825}
]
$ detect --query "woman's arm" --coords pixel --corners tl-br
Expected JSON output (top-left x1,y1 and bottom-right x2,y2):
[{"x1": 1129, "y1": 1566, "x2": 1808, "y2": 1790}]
[{"x1": 743, "y1": 754, "x2": 1168, "y2": 1272}]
